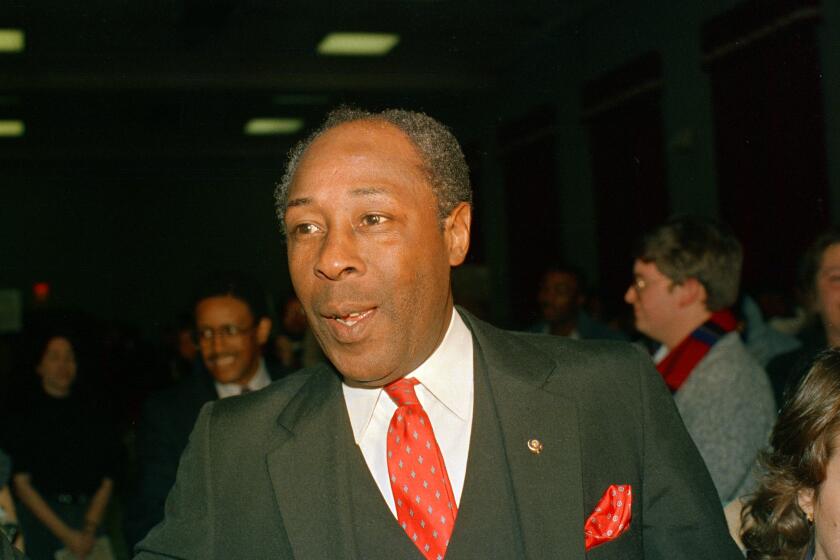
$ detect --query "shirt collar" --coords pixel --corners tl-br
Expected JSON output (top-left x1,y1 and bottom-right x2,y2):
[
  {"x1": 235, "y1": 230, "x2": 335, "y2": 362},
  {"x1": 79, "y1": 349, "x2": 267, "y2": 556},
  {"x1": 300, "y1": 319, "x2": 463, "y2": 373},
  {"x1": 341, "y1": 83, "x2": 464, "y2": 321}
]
[
  {"x1": 652, "y1": 344, "x2": 669, "y2": 365},
  {"x1": 343, "y1": 309, "x2": 473, "y2": 443},
  {"x1": 215, "y1": 358, "x2": 271, "y2": 398}
]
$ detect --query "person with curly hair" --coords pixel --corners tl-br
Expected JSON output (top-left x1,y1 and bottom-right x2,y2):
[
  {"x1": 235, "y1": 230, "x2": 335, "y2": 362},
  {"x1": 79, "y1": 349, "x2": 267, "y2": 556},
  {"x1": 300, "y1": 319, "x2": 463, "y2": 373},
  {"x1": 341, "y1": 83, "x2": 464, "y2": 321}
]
[{"x1": 740, "y1": 347, "x2": 840, "y2": 560}]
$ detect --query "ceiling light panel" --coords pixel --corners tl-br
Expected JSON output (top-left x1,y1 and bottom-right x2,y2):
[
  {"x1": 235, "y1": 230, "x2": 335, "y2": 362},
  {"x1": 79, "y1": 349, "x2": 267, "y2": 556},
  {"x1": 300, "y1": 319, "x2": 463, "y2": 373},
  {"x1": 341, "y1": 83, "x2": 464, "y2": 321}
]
[
  {"x1": 317, "y1": 32, "x2": 399, "y2": 56},
  {"x1": 0, "y1": 120, "x2": 25, "y2": 137},
  {"x1": 244, "y1": 118, "x2": 304, "y2": 135},
  {"x1": 0, "y1": 29, "x2": 25, "y2": 53}
]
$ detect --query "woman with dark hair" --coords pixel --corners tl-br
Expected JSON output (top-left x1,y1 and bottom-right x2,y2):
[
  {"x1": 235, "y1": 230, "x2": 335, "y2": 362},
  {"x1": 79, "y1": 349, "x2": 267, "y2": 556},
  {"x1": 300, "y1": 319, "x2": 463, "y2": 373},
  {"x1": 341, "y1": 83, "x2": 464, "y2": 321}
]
[
  {"x1": 5, "y1": 334, "x2": 118, "y2": 559},
  {"x1": 741, "y1": 347, "x2": 840, "y2": 560}
]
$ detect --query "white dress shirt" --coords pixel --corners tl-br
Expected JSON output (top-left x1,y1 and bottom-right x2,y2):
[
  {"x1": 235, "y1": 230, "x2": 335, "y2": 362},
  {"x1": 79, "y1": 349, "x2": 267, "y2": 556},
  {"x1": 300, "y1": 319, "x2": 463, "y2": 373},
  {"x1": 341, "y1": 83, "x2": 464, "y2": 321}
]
[
  {"x1": 214, "y1": 358, "x2": 272, "y2": 398},
  {"x1": 653, "y1": 344, "x2": 669, "y2": 365},
  {"x1": 342, "y1": 310, "x2": 474, "y2": 518}
]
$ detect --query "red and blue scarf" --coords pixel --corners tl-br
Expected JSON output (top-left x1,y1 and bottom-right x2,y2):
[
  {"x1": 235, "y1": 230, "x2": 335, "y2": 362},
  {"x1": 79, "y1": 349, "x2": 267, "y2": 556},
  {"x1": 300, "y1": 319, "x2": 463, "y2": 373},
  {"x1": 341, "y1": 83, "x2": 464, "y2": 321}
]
[{"x1": 656, "y1": 309, "x2": 738, "y2": 393}]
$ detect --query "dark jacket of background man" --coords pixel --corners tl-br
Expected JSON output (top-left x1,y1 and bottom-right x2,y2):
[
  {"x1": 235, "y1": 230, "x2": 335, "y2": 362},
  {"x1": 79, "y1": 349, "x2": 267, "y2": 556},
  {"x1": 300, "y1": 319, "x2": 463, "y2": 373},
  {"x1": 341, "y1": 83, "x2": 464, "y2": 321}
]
[{"x1": 126, "y1": 273, "x2": 285, "y2": 548}]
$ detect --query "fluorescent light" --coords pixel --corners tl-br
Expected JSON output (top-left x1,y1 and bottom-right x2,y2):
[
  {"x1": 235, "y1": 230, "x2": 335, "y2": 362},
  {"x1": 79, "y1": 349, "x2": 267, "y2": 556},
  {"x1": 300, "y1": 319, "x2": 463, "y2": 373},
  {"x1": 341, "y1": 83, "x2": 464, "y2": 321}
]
[
  {"x1": 0, "y1": 120, "x2": 24, "y2": 137},
  {"x1": 244, "y1": 118, "x2": 304, "y2": 136},
  {"x1": 317, "y1": 32, "x2": 399, "y2": 56},
  {"x1": 0, "y1": 29, "x2": 24, "y2": 53}
]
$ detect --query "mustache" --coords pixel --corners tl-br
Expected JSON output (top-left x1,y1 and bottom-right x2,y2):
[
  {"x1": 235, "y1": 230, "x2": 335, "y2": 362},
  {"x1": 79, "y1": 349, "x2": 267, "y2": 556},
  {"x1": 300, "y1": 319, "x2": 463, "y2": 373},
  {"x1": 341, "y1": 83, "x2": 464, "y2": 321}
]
[{"x1": 310, "y1": 289, "x2": 379, "y2": 316}]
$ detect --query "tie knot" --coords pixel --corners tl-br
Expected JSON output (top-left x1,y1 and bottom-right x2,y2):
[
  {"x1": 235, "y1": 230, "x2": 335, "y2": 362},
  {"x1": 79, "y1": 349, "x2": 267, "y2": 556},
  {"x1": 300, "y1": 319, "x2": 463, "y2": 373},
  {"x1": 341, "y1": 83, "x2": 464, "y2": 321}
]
[{"x1": 384, "y1": 377, "x2": 421, "y2": 408}]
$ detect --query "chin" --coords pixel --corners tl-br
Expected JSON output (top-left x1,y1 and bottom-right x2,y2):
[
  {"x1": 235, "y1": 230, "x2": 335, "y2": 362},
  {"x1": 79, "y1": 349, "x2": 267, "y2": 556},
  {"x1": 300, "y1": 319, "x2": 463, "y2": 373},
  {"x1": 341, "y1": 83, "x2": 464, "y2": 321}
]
[
  {"x1": 210, "y1": 370, "x2": 241, "y2": 384},
  {"x1": 329, "y1": 355, "x2": 399, "y2": 387}
]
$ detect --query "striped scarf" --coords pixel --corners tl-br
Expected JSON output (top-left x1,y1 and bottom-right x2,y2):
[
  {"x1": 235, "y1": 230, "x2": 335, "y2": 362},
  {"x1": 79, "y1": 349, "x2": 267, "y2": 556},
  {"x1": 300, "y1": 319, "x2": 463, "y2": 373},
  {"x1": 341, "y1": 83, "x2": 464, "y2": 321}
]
[{"x1": 656, "y1": 309, "x2": 738, "y2": 393}]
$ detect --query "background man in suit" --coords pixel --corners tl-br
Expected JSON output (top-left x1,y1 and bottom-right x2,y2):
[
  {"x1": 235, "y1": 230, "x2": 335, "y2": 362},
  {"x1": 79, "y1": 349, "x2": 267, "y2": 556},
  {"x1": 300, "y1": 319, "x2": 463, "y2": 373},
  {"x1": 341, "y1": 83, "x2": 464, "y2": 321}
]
[
  {"x1": 126, "y1": 272, "x2": 284, "y2": 548},
  {"x1": 136, "y1": 108, "x2": 741, "y2": 559}
]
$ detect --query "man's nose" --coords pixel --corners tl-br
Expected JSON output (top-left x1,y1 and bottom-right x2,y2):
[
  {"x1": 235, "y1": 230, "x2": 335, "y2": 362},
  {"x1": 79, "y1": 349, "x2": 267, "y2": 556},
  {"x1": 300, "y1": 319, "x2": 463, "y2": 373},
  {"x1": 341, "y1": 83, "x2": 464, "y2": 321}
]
[
  {"x1": 624, "y1": 285, "x2": 636, "y2": 304},
  {"x1": 315, "y1": 226, "x2": 365, "y2": 281},
  {"x1": 211, "y1": 332, "x2": 228, "y2": 353}
]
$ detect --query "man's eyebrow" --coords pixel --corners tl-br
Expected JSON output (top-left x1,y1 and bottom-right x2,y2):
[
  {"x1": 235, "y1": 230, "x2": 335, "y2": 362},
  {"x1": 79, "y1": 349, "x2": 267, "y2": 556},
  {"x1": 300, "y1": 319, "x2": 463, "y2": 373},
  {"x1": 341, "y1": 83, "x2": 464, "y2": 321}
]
[
  {"x1": 350, "y1": 186, "x2": 390, "y2": 197},
  {"x1": 286, "y1": 197, "x2": 311, "y2": 209},
  {"x1": 287, "y1": 187, "x2": 390, "y2": 209}
]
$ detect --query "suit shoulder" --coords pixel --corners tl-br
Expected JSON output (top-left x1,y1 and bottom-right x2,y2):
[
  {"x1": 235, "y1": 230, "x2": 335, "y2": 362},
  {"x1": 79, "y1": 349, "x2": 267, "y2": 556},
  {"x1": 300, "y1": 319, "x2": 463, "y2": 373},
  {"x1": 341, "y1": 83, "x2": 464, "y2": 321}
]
[
  {"x1": 209, "y1": 366, "x2": 322, "y2": 421},
  {"x1": 509, "y1": 330, "x2": 646, "y2": 368},
  {"x1": 458, "y1": 309, "x2": 650, "y2": 388}
]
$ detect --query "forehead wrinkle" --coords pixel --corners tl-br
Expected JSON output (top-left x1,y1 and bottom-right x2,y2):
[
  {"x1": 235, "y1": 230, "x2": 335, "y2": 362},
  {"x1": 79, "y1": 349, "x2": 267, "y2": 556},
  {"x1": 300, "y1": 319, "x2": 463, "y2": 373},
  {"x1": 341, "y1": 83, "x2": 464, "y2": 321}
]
[
  {"x1": 286, "y1": 196, "x2": 312, "y2": 209},
  {"x1": 349, "y1": 186, "x2": 392, "y2": 198}
]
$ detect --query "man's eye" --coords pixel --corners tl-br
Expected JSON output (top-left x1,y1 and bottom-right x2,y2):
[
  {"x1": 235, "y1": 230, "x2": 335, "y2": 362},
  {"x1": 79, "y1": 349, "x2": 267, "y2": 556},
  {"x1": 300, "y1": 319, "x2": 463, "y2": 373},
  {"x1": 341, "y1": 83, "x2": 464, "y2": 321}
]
[
  {"x1": 292, "y1": 223, "x2": 321, "y2": 236},
  {"x1": 361, "y1": 214, "x2": 387, "y2": 227}
]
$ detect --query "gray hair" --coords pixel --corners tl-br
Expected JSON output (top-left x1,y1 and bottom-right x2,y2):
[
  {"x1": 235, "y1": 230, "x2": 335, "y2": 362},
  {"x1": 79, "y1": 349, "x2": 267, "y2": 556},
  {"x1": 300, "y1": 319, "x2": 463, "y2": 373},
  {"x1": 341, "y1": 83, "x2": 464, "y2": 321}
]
[
  {"x1": 635, "y1": 216, "x2": 743, "y2": 311},
  {"x1": 274, "y1": 106, "x2": 472, "y2": 233}
]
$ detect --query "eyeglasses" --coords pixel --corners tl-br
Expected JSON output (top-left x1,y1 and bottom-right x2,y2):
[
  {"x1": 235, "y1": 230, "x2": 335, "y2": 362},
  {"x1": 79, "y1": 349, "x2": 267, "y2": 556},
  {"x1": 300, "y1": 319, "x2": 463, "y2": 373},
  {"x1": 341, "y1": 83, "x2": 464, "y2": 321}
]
[
  {"x1": 630, "y1": 276, "x2": 678, "y2": 294},
  {"x1": 195, "y1": 324, "x2": 254, "y2": 343},
  {"x1": 630, "y1": 277, "x2": 648, "y2": 293}
]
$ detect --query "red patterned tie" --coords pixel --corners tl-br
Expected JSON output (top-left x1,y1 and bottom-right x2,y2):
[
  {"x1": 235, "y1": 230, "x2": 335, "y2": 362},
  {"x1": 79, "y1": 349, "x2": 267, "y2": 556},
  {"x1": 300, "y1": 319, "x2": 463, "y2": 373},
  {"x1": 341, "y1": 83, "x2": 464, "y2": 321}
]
[{"x1": 385, "y1": 378, "x2": 458, "y2": 560}]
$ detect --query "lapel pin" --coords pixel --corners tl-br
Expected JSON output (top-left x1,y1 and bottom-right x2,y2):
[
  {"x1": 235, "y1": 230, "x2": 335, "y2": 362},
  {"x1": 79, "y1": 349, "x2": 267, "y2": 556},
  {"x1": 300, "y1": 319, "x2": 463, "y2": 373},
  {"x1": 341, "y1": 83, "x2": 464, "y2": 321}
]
[{"x1": 527, "y1": 438, "x2": 543, "y2": 455}]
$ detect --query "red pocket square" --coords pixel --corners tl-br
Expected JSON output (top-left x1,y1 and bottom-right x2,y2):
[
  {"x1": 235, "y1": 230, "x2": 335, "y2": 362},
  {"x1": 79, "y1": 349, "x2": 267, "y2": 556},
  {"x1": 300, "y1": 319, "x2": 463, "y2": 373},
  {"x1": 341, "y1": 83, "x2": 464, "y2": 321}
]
[{"x1": 584, "y1": 484, "x2": 632, "y2": 551}]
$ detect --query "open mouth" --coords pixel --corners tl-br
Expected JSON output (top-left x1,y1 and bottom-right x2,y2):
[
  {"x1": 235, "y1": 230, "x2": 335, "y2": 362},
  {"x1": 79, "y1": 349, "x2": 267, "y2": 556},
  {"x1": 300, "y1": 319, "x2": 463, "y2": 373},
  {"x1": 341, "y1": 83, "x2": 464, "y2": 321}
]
[
  {"x1": 320, "y1": 306, "x2": 378, "y2": 342},
  {"x1": 331, "y1": 308, "x2": 375, "y2": 327}
]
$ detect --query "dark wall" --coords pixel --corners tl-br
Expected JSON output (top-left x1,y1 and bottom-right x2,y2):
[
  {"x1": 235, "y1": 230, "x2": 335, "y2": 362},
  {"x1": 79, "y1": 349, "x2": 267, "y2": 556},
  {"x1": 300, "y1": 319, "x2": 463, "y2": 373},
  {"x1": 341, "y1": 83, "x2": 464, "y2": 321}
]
[{"x1": 2, "y1": 157, "x2": 292, "y2": 335}]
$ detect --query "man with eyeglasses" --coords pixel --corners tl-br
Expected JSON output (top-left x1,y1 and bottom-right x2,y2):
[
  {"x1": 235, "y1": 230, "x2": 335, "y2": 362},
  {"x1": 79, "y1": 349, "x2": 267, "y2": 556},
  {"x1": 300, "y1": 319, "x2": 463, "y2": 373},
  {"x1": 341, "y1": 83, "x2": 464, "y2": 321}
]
[
  {"x1": 624, "y1": 216, "x2": 775, "y2": 505},
  {"x1": 126, "y1": 272, "x2": 286, "y2": 548}
]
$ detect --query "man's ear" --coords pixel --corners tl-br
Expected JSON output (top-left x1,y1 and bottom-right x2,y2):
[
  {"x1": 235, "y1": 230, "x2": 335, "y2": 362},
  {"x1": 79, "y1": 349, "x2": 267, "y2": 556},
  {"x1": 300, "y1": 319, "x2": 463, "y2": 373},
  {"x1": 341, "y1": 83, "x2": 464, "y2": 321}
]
[
  {"x1": 798, "y1": 487, "x2": 815, "y2": 521},
  {"x1": 676, "y1": 277, "x2": 707, "y2": 308},
  {"x1": 256, "y1": 317, "x2": 272, "y2": 346},
  {"x1": 444, "y1": 202, "x2": 471, "y2": 267}
]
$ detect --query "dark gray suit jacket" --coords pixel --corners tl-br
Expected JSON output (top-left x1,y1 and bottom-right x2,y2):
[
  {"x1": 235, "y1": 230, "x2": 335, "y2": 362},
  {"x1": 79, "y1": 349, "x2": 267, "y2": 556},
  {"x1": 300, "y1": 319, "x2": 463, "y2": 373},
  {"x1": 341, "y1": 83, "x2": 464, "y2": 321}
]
[
  {"x1": 127, "y1": 361, "x2": 286, "y2": 548},
  {"x1": 135, "y1": 310, "x2": 741, "y2": 559}
]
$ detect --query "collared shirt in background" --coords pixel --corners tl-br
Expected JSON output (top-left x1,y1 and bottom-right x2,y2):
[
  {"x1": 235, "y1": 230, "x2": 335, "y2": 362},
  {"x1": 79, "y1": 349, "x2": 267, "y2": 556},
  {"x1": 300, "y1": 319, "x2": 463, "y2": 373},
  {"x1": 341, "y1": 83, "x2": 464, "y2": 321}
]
[{"x1": 215, "y1": 358, "x2": 272, "y2": 398}]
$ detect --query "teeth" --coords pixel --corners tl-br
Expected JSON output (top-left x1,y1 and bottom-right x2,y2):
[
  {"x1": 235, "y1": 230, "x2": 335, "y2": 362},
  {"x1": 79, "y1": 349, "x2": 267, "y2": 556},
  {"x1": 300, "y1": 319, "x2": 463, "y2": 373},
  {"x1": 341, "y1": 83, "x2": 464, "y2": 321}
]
[{"x1": 334, "y1": 309, "x2": 371, "y2": 326}]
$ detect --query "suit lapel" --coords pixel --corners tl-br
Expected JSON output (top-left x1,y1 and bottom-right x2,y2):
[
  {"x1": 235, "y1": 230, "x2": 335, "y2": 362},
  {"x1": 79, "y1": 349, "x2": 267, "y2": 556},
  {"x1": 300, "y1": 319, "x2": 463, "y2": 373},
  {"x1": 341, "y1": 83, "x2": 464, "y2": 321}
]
[
  {"x1": 265, "y1": 365, "x2": 359, "y2": 559},
  {"x1": 263, "y1": 311, "x2": 586, "y2": 558},
  {"x1": 461, "y1": 310, "x2": 585, "y2": 559},
  {"x1": 446, "y1": 348, "x2": 525, "y2": 558}
]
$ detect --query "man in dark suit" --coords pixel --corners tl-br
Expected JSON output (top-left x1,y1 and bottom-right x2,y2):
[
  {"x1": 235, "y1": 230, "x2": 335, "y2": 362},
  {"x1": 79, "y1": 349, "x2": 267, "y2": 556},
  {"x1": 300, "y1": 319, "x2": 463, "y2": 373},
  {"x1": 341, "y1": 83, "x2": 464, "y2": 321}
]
[
  {"x1": 136, "y1": 108, "x2": 741, "y2": 559},
  {"x1": 126, "y1": 272, "x2": 285, "y2": 548}
]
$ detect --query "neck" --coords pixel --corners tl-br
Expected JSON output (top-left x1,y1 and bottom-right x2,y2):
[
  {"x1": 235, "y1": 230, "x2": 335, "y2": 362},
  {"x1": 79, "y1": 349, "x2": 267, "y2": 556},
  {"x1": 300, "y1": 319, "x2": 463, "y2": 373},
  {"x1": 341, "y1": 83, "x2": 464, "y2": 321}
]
[
  {"x1": 660, "y1": 308, "x2": 712, "y2": 350},
  {"x1": 43, "y1": 383, "x2": 70, "y2": 398},
  {"x1": 826, "y1": 325, "x2": 840, "y2": 349},
  {"x1": 236, "y1": 359, "x2": 261, "y2": 386}
]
